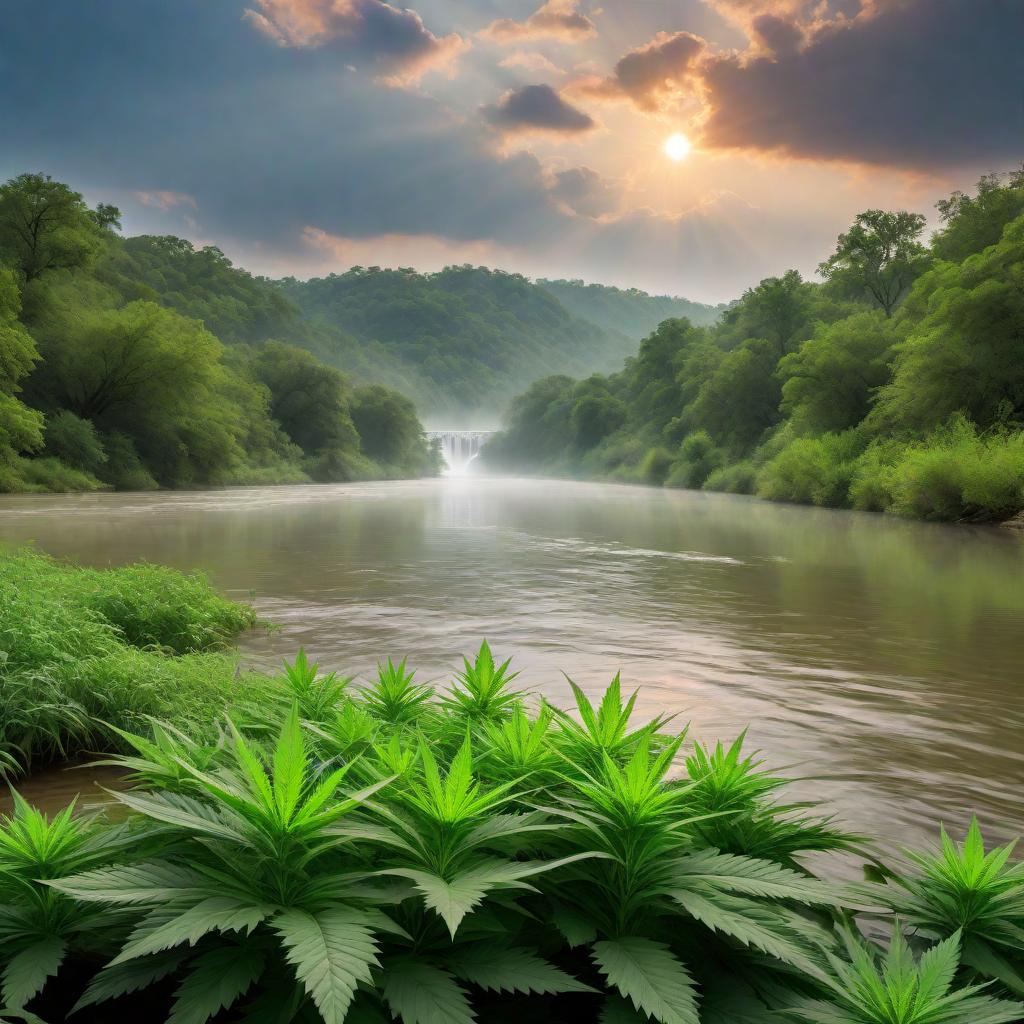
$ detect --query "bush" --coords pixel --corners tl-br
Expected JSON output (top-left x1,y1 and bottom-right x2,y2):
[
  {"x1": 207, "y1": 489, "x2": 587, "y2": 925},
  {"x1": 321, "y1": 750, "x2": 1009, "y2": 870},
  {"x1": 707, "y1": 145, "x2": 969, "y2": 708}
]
[
  {"x1": 756, "y1": 431, "x2": 863, "y2": 507},
  {"x1": 97, "y1": 431, "x2": 158, "y2": 491},
  {"x1": 703, "y1": 459, "x2": 758, "y2": 494},
  {"x1": 877, "y1": 416, "x2": 1024, "y2": 521},
  {"x1": 2, "y1": 455, "x2": 104, "y2": 493},
  {"x1": 639, "y1": 445, "x2": 674, "y2": 484},
  {"x1": 42, "y1": 410, "x2": 107, "y2": 473},
  {"x1": 0, "y1": 549, "x2": 256, "y2": 771},
  {"x1": 666, "y1": 430, "x2": 724, "y2": 489}
]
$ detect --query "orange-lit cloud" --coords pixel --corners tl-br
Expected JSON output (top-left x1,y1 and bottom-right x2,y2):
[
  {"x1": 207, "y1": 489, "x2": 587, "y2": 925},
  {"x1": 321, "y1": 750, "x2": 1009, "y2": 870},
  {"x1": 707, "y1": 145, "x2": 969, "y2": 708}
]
[
  {"x1": 499, "y1": 51, "x2": 566, "y2": 76},
  {"x1": 244, "y1": 0, "x2": 469, "y2": 83},
  {"x1": 132, "y1": 190, "x2": 198, "y2": 211},
  {"x1": 482, "y1": 0, "x2": 597, "y2": 43},
  {"x1": 571, "y1": 31, "x2": 706, "y2": 112}
]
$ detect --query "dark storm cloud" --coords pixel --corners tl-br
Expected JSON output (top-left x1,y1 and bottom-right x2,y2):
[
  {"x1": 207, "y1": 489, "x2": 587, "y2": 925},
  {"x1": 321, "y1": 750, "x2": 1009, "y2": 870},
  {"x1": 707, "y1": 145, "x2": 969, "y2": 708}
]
[
  {"x1": 482, "y1": 0, "x2": 597, "y2": 42},
  {"x1": 483, "y1": 84, "x2": 597, "y2": 134},
  {"x1": 0, "y1": 0, "x2": 560, "y2": 250},
  {"x1": 244, "y1": 0, "x2": 469, "y2": 83},
  {"x1": 699, "y1": 0, "x2": 1024, "y2": 169}
]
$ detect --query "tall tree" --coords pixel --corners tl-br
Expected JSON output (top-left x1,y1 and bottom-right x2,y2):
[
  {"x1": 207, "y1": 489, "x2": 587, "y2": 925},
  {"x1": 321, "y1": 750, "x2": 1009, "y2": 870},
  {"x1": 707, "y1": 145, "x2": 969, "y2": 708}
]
[
  {"x1": 0, "y1": 173, "x2": 106, "y2": 282},
  {"x1": 819, "y1": 210, "x2": 930, "y2": 316},
  {"x1": 0, "y1": 265, "x2": 43, "y2": 463}
]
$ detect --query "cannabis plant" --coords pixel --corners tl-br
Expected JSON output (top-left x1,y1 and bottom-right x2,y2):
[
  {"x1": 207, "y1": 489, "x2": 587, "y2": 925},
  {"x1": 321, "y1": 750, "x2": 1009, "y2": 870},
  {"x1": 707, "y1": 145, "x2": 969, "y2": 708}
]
[
  {"x1": 784, "y1": 924, "x2": 1024, "y2": 1023},
  {"x1": 879, "y1": 819, "x2": 1024, "y2": 995},
  {"x1": 52, "y1": 707, "x2": 397, "y2": 1023}
]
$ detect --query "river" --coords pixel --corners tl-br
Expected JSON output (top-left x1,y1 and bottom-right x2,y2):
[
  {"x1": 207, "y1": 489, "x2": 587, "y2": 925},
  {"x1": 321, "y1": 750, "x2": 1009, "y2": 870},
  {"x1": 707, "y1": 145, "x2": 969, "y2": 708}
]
[{"x1": 1, "y1": 476, "x2": 1022, "y2": 859}]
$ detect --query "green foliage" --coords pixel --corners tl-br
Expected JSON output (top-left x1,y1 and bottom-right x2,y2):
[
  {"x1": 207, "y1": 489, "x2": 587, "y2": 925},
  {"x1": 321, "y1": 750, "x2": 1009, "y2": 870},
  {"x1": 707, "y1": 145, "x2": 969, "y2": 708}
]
[
  {"x1": 0, "y1": 172, "x2": 442, "y2": 493},
  {"x1": 757, "y1": 431, "x2": 864, "y2": 508},
  {"x1": 2, "y1": 623, "x2": 1023, "y2": 1023},
  {"x1": 877, "y1": 820, "x2": 1024, "y2": 995},
  {"x1": 0, "y1": 174, "x2": 107, "y2": 282},
  {"x1": 488, "y1": 168, "x2": 1024, "y2": 524},
  {"x1": 281, "y1": 266, "x2": 638, "y2": 417},
  {"x1": 41, "y1": 410, "x2": 106, "y2": 473},
  {"x1": 0, "y1": 549, "x2": 256, "y2": 773},
  {"x1": 819, "y1": 209, "x2": 931, "y2": 316},
  {"x1": 784, "y1": 925, "x2": 1024, "y2": 1024}
]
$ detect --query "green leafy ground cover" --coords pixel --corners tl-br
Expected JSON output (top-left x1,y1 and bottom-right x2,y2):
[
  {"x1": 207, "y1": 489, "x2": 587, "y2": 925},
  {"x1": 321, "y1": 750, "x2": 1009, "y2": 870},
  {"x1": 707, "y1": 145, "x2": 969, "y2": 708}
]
[{"x1": 1, "y1": 551, "x2": 1023, "y2": 1023}]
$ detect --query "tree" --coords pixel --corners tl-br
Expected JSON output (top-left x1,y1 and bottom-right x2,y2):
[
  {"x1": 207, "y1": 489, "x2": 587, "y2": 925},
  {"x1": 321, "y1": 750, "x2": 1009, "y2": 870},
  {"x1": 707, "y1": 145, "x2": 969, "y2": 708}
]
[
  {"x1": 819, "y1": 210, "x2": 930, "y2": 316},
  {"x1": 717, "y1": 270, "x2": 814, "y2": 355},
  {"x1": 251, "y1": 340, "x2": 359, "y2": 456},
  {"x1": 0, "y1": 173, "x2": 106, "y2": 281},
  {"x1": 0, "y1": 265, "x2": 43, "y2": 463},
  {"x1": 350, "y1": 383, "x2": 426, "y2": 468},
  {"x1": 686, "y1": 338, "x2": 783, "y2": 453},
  {"x1": 36, "y1": 300, "x2": 223, "y2": 422},
  {"x1": 778, "y1": 311, "x2": 897, "y2": 434},
  {"x1": 933, "y1": 167, "x2": 1024, "y2": 262},
  {"x1": 570, "y1": 377, "x2": 626, "y2": 450},
  {"x1": 871, "y1": 213, "x2": 1024, "y2": 434}
]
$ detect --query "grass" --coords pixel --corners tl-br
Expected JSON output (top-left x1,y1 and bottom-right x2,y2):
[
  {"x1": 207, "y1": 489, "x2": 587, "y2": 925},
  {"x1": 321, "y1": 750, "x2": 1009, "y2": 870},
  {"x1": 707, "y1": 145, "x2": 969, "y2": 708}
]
[{"x1": 0, "y1": 548, "x2": 258, "y2": 774}]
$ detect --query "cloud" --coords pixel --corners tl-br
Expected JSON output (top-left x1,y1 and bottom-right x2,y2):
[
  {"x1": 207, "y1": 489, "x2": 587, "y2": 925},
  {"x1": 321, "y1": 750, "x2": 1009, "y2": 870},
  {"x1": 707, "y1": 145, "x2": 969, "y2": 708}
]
[
  {"x1": 244, "y1": 0, "x2": 469, "y2": 83},
  {"x1": 132, "y1": 190, "x2": 198, "y2": 212},
  {"x1": 499, "y1": 51, "x2": 566, "y2": 76},
  {"x1": 483, "y1": 83, "x2": 597, "y2": 135},
  {"x1": 573, "y1": 30, "x2": 706, "y2": 112},
  {"x1": 748, "y1": 13, "x2": 804, "y2": 56},
  {"x1": 697, "y1": 0, "x2": 1024, "y2": 170},
  {"x1": 547, "y1": 166, "x2": 620, "y2": 218},
  {"x1": 482, "y1": 0, "x2": 597, "y2": 42}
]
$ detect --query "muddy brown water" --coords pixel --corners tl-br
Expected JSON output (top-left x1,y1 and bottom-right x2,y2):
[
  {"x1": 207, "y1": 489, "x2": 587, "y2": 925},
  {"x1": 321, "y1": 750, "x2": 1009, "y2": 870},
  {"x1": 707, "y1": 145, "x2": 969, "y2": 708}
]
[{"x1": 1, "y1": 477, "x2": 1022, "y2": 864}]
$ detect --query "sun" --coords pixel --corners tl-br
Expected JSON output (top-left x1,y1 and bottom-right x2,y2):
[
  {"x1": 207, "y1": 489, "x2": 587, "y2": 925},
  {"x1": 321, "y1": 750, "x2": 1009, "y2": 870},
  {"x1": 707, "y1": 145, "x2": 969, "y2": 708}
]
[{"x1": 663, "y1": 132, "x2": 692, "y2": 162}]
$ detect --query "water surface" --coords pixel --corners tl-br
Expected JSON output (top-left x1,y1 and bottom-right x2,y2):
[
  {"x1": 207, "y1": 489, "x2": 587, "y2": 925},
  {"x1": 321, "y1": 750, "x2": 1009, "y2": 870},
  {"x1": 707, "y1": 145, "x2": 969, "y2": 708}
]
[{"x1": 2, "y1": 477, "x2": 1022, "y2": 857}]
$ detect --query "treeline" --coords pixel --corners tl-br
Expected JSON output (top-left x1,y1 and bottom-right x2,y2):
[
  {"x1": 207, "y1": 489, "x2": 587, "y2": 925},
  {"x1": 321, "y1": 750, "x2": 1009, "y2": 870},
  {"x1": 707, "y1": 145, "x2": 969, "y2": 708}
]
[
  {"x1": 486, "y1": 169, "x2": 1024, "y2": 523},
  {"x1": 537, "y1": 277, "x2": 727, "y2": 337},
  {"x1": 279, "y1": 266, "x2": 643, "y2": 416},
  {"x1": 0, "y1": 174, "x2": 441, "y2": 493}
]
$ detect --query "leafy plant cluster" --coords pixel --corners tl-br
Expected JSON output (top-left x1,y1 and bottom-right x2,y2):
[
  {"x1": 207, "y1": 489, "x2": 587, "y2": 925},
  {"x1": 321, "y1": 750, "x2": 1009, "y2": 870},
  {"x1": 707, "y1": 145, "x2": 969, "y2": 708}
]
[
  {"x1": 0, "y1": 549, "x2": 259, "y2": 776},
  {"x1": 3, "y1": 642, "x2": 1024, "y2": 1024},
  {"x1": 485, "y1": 168, "x2": 1024, "y2": 523},
  {"x1": 0, "y1": 174, "x2": 442, "y2": 494}
]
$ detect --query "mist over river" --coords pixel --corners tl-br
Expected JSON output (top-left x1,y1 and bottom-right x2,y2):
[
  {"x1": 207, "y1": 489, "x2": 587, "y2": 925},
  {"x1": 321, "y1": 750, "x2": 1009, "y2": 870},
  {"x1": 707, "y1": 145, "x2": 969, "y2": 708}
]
[{"x1": 2, "y1": 476, "x2": 1022, "y2": 859}]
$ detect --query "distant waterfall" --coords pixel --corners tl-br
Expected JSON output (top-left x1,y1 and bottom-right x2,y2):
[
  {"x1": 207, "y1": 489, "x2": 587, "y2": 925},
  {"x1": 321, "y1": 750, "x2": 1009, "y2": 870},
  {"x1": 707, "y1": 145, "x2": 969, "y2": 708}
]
[{"x1": 427, "y1": 429, "x2": 495, "y2": 475}]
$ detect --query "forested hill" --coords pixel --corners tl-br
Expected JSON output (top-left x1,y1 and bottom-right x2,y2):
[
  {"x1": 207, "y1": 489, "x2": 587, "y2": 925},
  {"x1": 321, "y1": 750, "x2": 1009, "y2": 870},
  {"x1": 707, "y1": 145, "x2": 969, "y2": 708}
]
[
  {"x1": 0, "y1": 174, "x2": 442, "y2": 493},
  {"x1": 277, "y1": 267, "x2": 638, "y2": 417},
  {"x1": 486, "y1": 168, "x2": 1024, "y2": 524},
  {"x1": 536, "y1": 278, "x2": 725, "y2": 338}
]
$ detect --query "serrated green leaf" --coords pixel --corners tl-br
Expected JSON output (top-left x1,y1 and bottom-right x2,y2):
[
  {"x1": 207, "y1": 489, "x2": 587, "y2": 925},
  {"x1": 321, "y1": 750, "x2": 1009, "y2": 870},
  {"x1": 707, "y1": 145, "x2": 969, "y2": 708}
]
[
  {"x1": 72, "y1": 949, "x2": 190, "y2": 1012},
  {"x1": 600, "y1": 994, "x2": 649, "y2": 1023},
  {"x1": 168, "y1": 945, "x2": 266, "y2": 1024},
  {"x1": 450, "y1": 943, "x2": 595, "y2": 994},
  {"x1": 382, "y1": 961, "x2": 474, "y2": 1024},
  {"x1": 592, "y1": 937, "x2": 699, "y2": 1024},
  {"x1": 111, "y1": 897, "x2": 272, "y2": 965},
  {"x1": 1, "y1": 937, "x2": 65, "y2": 1009},
  {"x1": 274, "y1": 908, "x2": 379, "y2": 1024}
]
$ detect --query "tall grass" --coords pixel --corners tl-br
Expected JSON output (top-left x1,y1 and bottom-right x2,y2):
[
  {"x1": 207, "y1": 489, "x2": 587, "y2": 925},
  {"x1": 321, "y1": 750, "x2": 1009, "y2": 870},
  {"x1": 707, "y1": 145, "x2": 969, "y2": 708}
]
[
  {"x1": 0, "y1": 549, "x2": 257, "y2": 774},
  {"x1": 1, "y1": 640, "x2": 1021, "y2": 1023}
]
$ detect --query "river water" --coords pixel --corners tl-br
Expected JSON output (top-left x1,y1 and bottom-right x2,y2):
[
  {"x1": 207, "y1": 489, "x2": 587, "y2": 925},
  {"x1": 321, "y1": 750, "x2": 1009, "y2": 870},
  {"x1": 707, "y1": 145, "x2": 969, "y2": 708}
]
[{"x1": 1, "y1": 477, "x2": 1022, "y2": 857}]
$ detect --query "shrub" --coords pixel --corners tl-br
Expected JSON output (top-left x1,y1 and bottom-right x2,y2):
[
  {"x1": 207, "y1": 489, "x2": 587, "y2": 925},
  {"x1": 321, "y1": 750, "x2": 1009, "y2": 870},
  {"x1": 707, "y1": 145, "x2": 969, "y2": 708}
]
[
  {"x1": 756, "y1": 431, "x2": 863, "y2": 507},
  {"x1": 42, "y1": 410, "x2": 107, "y2": 473},
  {"x1": 96, "y1": 432, "x2": 158, "y2": 491},
  {"x1": 0, "y1": 549, "x2": 256, "y2": 771},
  {"x1": 666, "y1": 431, "x2": 724, "y2": 489},
  {"x1": 639, "y1": 445, "x2": 674, "y2": 485},
  {"x1": 702, "y1": 459, "x2": 758, "y2": 495},
  {"x1": 882, "y1": 416, "x2": 1024, "y2": 521}
]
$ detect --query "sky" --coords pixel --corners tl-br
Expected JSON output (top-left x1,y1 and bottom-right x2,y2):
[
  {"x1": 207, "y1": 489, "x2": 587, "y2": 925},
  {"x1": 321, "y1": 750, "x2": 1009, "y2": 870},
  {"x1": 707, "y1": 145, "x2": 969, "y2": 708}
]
[{"x1": 1, "y1": 0, "x2": 1020, "y2": 303}]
